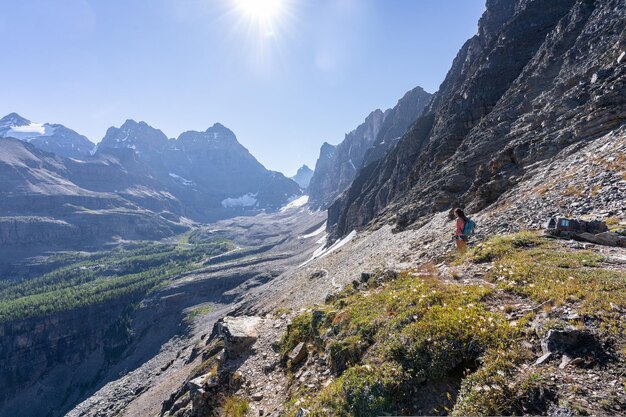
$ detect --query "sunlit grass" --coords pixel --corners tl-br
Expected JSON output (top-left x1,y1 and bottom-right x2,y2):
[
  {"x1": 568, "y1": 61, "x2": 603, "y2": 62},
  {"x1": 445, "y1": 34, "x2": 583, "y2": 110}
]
[{"x1": 281, "y1": 231, "x2": 626, "y2": 416}]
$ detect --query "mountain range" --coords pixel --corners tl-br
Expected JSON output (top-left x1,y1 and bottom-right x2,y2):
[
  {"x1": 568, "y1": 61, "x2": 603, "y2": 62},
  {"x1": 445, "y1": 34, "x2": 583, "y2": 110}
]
[
  {"x1": 0, "y1": 115, "x2": 301, "y2": 261},
  {"x1": 290, "y1": 165, "x2": 314, "y2": 189}
]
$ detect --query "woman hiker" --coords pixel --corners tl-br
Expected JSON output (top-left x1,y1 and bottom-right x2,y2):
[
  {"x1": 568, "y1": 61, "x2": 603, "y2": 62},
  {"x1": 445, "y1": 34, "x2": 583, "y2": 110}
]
[{"x1": 453, "y1": 208, "x2": 469, "y2": 253}]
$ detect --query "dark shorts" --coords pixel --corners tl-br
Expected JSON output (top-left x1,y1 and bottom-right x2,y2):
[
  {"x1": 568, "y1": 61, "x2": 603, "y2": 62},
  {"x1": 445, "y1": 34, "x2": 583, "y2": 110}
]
[{"x1": 455, "y1": 235, "x2": 468, "y2": 242}]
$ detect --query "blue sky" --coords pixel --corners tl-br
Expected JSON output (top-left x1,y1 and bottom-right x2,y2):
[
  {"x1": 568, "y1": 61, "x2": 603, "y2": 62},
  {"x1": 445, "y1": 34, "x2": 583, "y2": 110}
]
[{"x1": 0, "y1": 0, "x2": 484, "y2": 175}]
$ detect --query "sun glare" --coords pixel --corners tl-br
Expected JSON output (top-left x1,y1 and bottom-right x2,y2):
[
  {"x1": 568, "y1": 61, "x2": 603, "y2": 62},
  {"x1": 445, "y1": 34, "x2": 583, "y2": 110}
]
[
  {"x1": 235, "y1": 0, "x2": 285, "y2": 22},
  {"x1": 227, "y1": 0, "x2": 296, "y2": 71}
]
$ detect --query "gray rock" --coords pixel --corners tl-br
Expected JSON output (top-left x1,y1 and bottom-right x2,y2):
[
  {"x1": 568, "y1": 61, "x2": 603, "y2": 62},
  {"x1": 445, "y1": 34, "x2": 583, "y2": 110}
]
[
  {"x1": 288, "y1": 342, "x2": 307, "y2": 366},
  {"x1": 541, "y1": 328, "x2": 597, "y2": 356},
  {"x1": 535, "y1": 352, "x2": 552, "y2": 366},
  {"x1": 308, "y1": 86, "x2": 432, "y2": 209},
  {"x1": 575, "y1": 231, "x2": 626, "y2": 248},
  {"x1": 291, "y1": 165, "x2": 314, "y2": 189},
  {"x1": 217, "y1": 316, "x2": 262, "y2": 358}
]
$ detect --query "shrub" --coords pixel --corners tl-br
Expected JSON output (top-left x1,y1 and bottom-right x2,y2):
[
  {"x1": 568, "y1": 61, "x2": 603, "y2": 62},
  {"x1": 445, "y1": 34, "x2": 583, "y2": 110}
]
[
  {"x1": 453, "y1": 348, "x2": 551, "y2": 416},
  {"x1": 279, "y1": 309, "x2": 329, "y2": 355},
  {"x1": 300, "y1": 363, "x2": 408, "y2": 417},
  {"x1": 222, "y1": 396, "x2": 249, "y2": 417}
]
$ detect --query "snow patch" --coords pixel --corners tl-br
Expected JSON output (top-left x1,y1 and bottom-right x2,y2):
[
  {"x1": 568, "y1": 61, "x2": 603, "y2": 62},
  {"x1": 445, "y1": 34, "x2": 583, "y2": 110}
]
[
  {"x1": 299, "y1": 222, "x2": 326, "y2": 239},
  {"x1": 5, "y1": 123, "x2": 56, "y2": 140},
  {"x1": 221, "y1": 193, "x2": 258, "y2": 208},
  {"x1": 618, "y1": 51, "x2": 625, "y2": 64},
  {"x1": 169, "y1": 173, "x2": 194, "y2": 186},
  {"x1": 300, "y1": 230, "x2": 357, "y2": 267},
  {"x1": 280, "y1": 195, "x2": 309, "y2": 212}
]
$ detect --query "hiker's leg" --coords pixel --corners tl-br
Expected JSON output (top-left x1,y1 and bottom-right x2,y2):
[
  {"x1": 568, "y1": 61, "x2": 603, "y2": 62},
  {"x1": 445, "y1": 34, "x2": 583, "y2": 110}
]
[{"x1": 457, "y1": 238, "x2": 467, "y2": 253}]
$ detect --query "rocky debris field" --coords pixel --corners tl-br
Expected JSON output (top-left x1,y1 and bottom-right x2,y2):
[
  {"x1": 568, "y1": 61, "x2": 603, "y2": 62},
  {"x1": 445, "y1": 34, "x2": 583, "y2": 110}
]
[{"x1": 475, "y1": 127, "x2": 626, "y2": 236}]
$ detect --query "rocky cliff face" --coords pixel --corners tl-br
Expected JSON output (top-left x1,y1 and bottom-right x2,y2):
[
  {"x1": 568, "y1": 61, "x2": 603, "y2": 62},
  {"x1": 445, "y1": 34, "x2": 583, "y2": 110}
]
[
  {"x1": 0, "y1": 113, "x2": 95, "y2": 158},
  {"x1": 308, "y1": 86, "x2": 431, "y2": 209},
  {"x1": 363, "y1": 86, "x2": 433, "y2": 166},
  {"x1": 308, "y1": 110, "x2": 385, "y2": 208},
  {"x1": 0, "y1": 296, "x2": 136, "y2": 417},
  {"x1": 329, "y1": 0, "x2": 626, "y2": 239}
]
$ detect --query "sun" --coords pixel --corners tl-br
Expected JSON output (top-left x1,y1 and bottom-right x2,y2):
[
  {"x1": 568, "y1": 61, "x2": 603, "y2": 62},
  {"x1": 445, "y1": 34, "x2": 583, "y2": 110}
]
[{"x1": 234, "y1": 0, "x2": 286, "y2": 22}]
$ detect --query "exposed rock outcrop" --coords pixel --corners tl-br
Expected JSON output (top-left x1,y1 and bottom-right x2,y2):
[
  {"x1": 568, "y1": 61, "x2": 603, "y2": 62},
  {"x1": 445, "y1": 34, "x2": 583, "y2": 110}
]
[
  {"x1": 308, "y1": 110, "x2": 384, "y2": 208},
  {"x1": 362, "y1": 86, "x2": 433, "y2": 166},
  {"x1": 217, "y1": 316, "x2": 262, "y2": 359},
  {"x1": 308, "y1": 86, "x2": 432, "y2": 209},
  {"x1": 328, "y1": 0, "x2": 626, "y2": 240}
]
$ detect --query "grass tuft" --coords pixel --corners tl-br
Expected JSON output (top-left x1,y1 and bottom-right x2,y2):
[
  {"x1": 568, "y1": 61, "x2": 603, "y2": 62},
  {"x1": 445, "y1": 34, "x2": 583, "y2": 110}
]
[{"x1": 222, "y1": 396, "x2": 249, "y2": 417}]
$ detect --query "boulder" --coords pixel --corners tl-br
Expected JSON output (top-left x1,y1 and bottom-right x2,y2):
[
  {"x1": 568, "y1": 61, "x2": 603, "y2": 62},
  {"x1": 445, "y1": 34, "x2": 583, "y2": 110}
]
[
  {"x1": 541, "y1": 328, "x2": 597, "y2": 356},
  {"x1": 575, "y1": 231, "x2": 626, "y2": 248},
  {"x1": 288, "y1": 342, "x2": 307, "y2": 366},
  {"x1": 217, "y1": 316, "x2": 262, "y2": 358},
  {"x1": 535, "y1": 352, "x2": 552, "y2": 366},
  {"x1": 187, "y1": 372, "x2": 218, "y2": 392}
]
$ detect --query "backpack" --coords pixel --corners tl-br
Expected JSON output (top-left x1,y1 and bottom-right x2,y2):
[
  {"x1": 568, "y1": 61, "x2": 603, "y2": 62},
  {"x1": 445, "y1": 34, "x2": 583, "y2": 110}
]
[{"x1": 463, "y1": 218, "x2": 476, "y2": 236}]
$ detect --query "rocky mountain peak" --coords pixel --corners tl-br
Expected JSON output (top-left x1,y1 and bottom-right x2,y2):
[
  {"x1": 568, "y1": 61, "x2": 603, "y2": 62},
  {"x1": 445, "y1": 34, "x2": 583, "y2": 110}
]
[
  {"x1": 176, "y1": 124, "x2": 242, "y2": 153},
  {"x1": 206, "y1": 122, "x2": 236, "y2": 139},
  {"x1": 362, "y1": 86, "x2": 433, "y2": 166},
  {"x1": 291, "y1": 164, "x2": 314, "y2": 189},
  {"x1": 319, "y1": 142, "x2": 336, "y2": 156},
  {"x1": 307, "y1": 110, "x2": 385, "y2": 209},
  {"x1": 99, "y1": 119, "x2": 169, "y2": 153},
  {"x1": 0, "y1": 113, "x2": 95, "y2": 158},
  {"x1": 308, "y1": 85, "x2": 431, "y2": 209},
  {"x1": 0, "y1": 112, "x2": 31, "y2": 128},
  {"x1": 477, "y1": 0, "x2": 516, "y2": 41},
  {"x1": 296, "y1": 164, "x2": 312, "y2": 175}
]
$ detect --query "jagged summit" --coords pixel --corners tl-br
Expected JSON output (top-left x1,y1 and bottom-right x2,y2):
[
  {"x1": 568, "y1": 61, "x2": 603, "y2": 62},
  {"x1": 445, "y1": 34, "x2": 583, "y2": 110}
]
[
  {"x1": 0, "y1": 112, "x2": 30, "y2": 127},
  {"x1": 99, "y1": 119, "x2": 169, "y2": 152},
  {"x1": 308, "y1": 86, "x2": 432, "y2": 209},
  {"x1": 177, "y1": 123, "x2": 239, "y2": 149},
  {"x1": 90, "y1": 118, "x2": 301, "y2": 220},
  {"x1": 291, "y1": 164, "x2": 314, "y2": 189}
]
